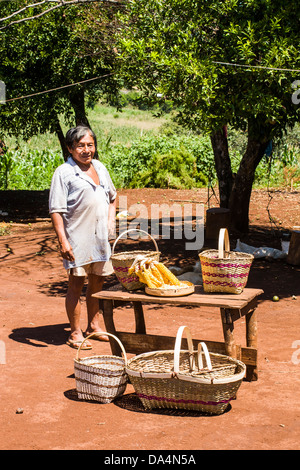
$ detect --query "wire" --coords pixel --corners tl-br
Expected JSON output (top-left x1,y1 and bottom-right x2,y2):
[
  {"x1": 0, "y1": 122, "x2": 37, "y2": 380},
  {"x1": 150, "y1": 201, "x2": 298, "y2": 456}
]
[
  {"x1": 1, "y1": 60, "x2": 300, "y2": 105},
  {"x1": 212, "y1": 61, "x2": 300, "y2": 73},
  {"x1": 1, "y1": 72, "x2": 114, "y2": 104}
]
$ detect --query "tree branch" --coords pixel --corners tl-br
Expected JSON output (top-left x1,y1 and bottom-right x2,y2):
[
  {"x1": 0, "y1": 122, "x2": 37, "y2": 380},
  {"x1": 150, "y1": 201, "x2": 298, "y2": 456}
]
[
  {"x1": 0, "y1": 0, "x2": 125, "y2": 31},
  {"x1": 0, "y1": 0, "x2": 60, "y2": 23}
]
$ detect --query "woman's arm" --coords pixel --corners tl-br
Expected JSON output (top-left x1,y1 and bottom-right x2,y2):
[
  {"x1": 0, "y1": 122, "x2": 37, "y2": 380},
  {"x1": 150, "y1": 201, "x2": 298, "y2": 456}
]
[{"x1": 50, "y1": 212, "x2": 75, "y2": 261}]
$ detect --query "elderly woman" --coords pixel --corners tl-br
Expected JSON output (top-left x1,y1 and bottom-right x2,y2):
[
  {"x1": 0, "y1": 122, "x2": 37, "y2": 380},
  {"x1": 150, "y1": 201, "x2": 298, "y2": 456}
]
[{"x1": 49, "y1": 125, "x2": 117, "y2": 350}]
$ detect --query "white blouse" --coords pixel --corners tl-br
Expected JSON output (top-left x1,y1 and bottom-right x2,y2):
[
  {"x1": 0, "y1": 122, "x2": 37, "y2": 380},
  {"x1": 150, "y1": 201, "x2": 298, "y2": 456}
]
[{"x1": 49, "y1": 156, "x2": 116, "y2": 269}]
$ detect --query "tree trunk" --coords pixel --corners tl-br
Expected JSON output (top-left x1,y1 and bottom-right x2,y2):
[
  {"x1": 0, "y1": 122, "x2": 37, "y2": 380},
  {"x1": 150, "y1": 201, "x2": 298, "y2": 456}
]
[
  {"x1": 54, "y1": 118, "x2": 69, "y2": 161},
  {"x1": 229, "y1": 122, "x2": 270, "y2": 233},
  {"x1": 68, "y1": 87, "x2": 91, "y2": 128},
  {"x1": 210, "y1": 126, "x2": 233, "y2": 208}
]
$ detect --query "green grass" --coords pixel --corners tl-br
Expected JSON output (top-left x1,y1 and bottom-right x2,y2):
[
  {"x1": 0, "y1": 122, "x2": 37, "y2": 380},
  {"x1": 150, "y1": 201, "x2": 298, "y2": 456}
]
[
  {"x1": 2, "y1": 102, "x2": 300, "y2": 191},
  {"x1": 5, "y1": 102, "x2": 170, "y2": 153}
]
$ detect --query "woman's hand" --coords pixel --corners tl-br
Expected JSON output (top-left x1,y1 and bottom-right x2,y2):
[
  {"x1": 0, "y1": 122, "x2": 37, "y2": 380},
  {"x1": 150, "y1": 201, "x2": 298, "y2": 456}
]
[
  {"x1": 50, "y1": 212, "x2": 75, "y2": 262},
  {"x1": 59, "y1": 239, "x2": 75, "y2": 262}
]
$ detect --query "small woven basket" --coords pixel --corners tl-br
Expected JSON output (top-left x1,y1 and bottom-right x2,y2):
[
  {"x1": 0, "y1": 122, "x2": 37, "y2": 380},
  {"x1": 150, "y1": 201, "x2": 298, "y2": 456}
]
[
  {"x1": 111, "y1": 229, "x2": 160, "y2": 291},
  {"x1": 126, "y1": 326, "x2": 246, "y2": 415},
  {"x1": 199, "y1": 228, "x2": 254, "y2": 294},
  {"x1": 74, "y1": 333, "x2": 128, "y2": 403}
]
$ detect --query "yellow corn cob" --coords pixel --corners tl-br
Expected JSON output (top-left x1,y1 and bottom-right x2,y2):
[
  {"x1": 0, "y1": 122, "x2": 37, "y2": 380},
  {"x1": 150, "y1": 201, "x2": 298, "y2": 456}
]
[
  {"x1": 150, "y1": 263, "x2": 165, "y2": 284},
  {"x1": 142, "y1": 268, "x2": 161, "y2": 288},
  {"x1": 155, "y1": 262, "x2": 181, "y2": 286},
  {"x1": 147, "y1": 269, "x2": 162, "y2": 287},
  {"x1": 136, "y1": 270, "x2": 147, "y2": 284}
]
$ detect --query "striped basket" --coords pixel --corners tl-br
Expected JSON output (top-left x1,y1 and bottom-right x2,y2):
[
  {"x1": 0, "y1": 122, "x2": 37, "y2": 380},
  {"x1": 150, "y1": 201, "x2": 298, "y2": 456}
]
[
  {"x1": 111, "y1": 229, "x2": 160, "y2": 291},
  {"x1": 199, "y1": 228, "x2": 254, "y2": 294},
  {"x1": 74, "y1": 333, "x2": 128, "y2": 403},
  {"x1": 126, "y1": 326, "x2": 246, "y2": 415}
]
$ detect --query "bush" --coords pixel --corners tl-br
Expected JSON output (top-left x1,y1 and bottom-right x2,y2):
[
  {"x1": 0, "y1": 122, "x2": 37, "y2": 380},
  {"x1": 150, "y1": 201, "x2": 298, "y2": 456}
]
[
  {"x1": 101, "y1": 134, "x2": 216, "y2": 188},
  {"x1": 130, "y1": 147, "x2": 208, "y2": 189}
]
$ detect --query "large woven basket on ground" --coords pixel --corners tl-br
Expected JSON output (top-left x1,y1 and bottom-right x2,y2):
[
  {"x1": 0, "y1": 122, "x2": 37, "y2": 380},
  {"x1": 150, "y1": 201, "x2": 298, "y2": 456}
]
[
  {"x1": 126, "y1": 326, "x2": 246, "y2": 415},
  {"x1": 74, "y1": 333, "x2": 128, "y2": 403},
  {"x1": 111, "y1": 229, "x2": 160, "y2": 291},
  {"x1": 199, "y1": 228, "x2": 254, "y2": 294}
]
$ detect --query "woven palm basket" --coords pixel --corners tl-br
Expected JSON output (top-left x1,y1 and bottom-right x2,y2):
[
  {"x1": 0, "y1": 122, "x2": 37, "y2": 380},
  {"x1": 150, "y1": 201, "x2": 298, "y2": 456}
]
[
  {"x1": 111, "y1": 229, "x2": 160, "y2": 291},
  {"x1": 126, "y1": 326, "x2": 246, "y2": 415},
  {"x1": 74, "y1": 333, "x2": 128, "y2": 403},
  {"x1": 200, "y1": 228, "x2": 254, "y2": 294}
]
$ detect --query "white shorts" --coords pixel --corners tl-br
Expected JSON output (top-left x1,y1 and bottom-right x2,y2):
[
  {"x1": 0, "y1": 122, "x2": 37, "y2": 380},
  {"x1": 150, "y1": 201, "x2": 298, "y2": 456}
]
[{"x1": 68, "y1": 260, "x2": 114, "y2": 277}]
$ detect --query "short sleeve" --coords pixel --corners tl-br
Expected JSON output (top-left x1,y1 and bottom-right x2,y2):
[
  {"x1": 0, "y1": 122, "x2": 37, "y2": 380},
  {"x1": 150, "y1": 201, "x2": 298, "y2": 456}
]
[
  {"x1": 49, "y1": 167, "x2": 68, "y2": 214},
  {"x1": 104, "y1": 167, "x2": 117, "y2": 202}
]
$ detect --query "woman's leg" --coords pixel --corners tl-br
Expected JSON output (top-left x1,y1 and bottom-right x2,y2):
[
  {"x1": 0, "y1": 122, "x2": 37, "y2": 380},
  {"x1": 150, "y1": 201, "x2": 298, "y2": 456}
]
[
  {"x1": 85, "y1": 273, "x2": 108, "y2": 340},
  {"x1": 65, "y1": 272, "x2": 86, "y2": 342}
]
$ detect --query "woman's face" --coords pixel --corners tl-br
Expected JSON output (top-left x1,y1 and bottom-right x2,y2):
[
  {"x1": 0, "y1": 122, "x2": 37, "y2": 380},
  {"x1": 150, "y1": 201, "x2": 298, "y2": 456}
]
[{"x1": 68, "y1": 132, "x2": 95, "y2": 168}]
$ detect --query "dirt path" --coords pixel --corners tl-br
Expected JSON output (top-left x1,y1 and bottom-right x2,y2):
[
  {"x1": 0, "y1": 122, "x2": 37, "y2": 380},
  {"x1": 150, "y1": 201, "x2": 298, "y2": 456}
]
[{"x1": 0, "y1": 189, "x2": 299, "y2": 451}]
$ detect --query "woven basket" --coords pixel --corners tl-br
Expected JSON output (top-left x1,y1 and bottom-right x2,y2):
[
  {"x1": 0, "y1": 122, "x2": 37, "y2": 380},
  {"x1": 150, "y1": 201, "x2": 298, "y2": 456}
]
[
  {"x1": 126, "y1": 326, "x2": 246, "y2": 415},
  {"x1": 74, "y1": 333, "x2": 128, "y2": 403},
  {"x1": 111, "y1": 229, "x2": 160, "y2": 291},
  {"x1": 199, "y1": 228, "x2": 254, "y2": 294}
]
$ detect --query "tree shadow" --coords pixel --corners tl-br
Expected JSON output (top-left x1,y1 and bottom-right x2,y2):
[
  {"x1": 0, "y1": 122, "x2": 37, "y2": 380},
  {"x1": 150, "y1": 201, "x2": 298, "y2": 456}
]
[
  {"x1": 9, "y1": 323, "x2": 70, "y2": 347},
  {"x1": 38, "y1": 280, "x2": 69, "y2": 297}
]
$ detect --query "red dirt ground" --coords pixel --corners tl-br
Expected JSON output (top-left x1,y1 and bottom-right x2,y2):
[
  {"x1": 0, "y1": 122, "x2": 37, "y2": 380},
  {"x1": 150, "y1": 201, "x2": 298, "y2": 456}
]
[{"x1": 0, "y1": 188, "x2": 299, "y2": 451}]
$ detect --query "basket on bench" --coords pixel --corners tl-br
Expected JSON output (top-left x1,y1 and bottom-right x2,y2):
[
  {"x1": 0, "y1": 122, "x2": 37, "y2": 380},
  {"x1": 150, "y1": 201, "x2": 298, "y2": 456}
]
[
  {"x1": 111, "y1": 229, "x2": 160, "y2": 291},
  {"x1": 199, "y1": 228, "x2": 254, "y2": 294}
]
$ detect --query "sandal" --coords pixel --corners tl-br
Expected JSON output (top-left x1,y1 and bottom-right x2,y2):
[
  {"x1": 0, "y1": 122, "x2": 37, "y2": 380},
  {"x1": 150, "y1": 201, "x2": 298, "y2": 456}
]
[
  {"x1": 66, "y1": 338, "x2": 92, "y2": 350},
  {"x1": 85, "y1": 331, "x2": 109, "y2": 342}
]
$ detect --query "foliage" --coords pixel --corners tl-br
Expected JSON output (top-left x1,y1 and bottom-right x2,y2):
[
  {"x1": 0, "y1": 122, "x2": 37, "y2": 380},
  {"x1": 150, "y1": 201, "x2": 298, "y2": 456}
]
[
  {"x1": 129, "y1": 147, "x2": 208, "y2": 189},
  {"x1": 101, "y1": 132, "x2": 216, "y2": 188},
  {"x1": 1, "y1": 104, "x2": 299, "y2": 191},
  {"x1": 0, "y1": 1, "x2": 122, "y2": 153},
  {"x1": 118, "y1": 0, "x2": 300, "y2": 137},
  {"x1": 0, "y1": 149, "x2": 63, "y2": 190},
  {"x1": 116, "y1": 0, "x2": 300, "y2": 231}
]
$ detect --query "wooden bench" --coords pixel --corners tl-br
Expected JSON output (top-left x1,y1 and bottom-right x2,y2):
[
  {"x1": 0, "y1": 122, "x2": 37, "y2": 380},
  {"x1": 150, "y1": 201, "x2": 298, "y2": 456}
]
[{"x1": 93, "y1": 285, "x2": 263, "y2": 381}]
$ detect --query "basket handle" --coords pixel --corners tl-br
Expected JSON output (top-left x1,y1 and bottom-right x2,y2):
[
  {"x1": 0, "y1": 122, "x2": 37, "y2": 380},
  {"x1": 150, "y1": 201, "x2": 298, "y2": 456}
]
[
  {"x1": 173, "y1": 325, "x2": 196, "y2": 373},
  {"x1": 197, "y1": 342, "x2": 212, "y2": 371},
  {"x1": 111, "y1": 229, "x2": 159, "y2": 256},
  {"x1": 76, "y1": 332, "x2": 128, "y2": 366},
  {"x1": 218, "y1": 228, "x2": 230, "y2": 258}
]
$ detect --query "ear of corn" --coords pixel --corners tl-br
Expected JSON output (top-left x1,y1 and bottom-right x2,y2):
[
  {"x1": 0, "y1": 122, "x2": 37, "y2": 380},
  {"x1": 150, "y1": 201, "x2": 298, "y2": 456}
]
[
  {"x1": 150, "y1": 263, "x2": 165, "y2": 284},
  {"x1": 155, "y1": 262, "x2": 181, "y2": 286},
  {"x1": 136, "y1": 270, "x2": 147, "y2": 284},
  {"x1": 127, "y1": 256, "x2": 182, "y2": 288},
  {"x1": 142, "y1": 268, "x2": 160, "y2": 288}
]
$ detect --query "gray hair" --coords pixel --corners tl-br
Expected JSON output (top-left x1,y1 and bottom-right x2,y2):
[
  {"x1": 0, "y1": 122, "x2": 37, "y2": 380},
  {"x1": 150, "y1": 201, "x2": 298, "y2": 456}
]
[{"x1": 65, "y1": 125, "x2": 98, "y2": 156}]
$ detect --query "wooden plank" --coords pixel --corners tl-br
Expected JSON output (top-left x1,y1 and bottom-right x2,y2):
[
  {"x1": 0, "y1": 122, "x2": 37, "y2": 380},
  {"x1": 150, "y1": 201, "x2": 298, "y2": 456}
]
[
  {"x1": 117, "y1": 331, "x2": 225, "y2": 355},
  {"x1": 116, "y1": 332, "x2": 257, "y2": 366},
  {"x1": 93, "y1": 286, "x2": 263, "y2": 310}
]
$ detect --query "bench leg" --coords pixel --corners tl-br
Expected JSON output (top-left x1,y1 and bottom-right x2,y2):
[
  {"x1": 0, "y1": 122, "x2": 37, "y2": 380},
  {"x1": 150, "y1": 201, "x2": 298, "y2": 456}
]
[
  {"x1": 102, "y1": 299, "x2": 122, "y2": 356},
  {"x1": 220, "y1": 308, "x2": 237, "y2": 358},
  {"x1": 245, "y1": 308, "x2": 258, "y2": 381},
  {"x1": 133, "y1": 301, "x2": 146, "y2": 334}
]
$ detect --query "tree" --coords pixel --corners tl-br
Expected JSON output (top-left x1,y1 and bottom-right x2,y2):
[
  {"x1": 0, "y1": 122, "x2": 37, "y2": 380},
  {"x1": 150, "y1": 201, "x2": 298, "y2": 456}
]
[
  {"x1": 0, "y1": 1, "x2": 123, "y2": 158},
  {"x1": 117, "y1": 0, "x2": 300, "y2": 232}
]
